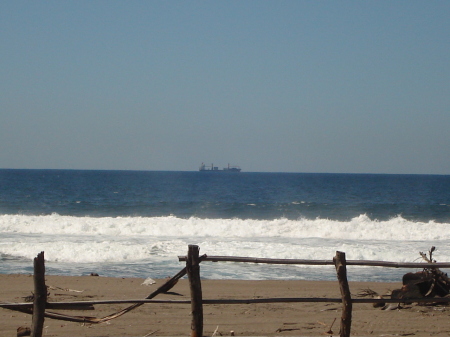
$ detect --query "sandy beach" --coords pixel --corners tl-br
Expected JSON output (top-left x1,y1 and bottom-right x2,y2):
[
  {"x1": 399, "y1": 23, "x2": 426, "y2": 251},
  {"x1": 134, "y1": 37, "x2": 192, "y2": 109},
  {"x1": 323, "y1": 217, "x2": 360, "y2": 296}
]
[{"x1": 1, "y1": 274, "x2": 449, "y2": 337}]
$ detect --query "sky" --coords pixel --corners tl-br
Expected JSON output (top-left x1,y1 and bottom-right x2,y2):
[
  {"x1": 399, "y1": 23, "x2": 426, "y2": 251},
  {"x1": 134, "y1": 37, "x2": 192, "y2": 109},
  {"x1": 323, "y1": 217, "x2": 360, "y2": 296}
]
[{"x1": 1, "y1": 1, "x2": 449, "y2": 174}]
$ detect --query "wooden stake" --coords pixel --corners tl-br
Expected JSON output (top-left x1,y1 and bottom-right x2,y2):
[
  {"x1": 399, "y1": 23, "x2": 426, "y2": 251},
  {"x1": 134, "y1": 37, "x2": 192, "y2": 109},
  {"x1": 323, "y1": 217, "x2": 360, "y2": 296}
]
[
  {"x1": 187, "y1": 245, "x2": 203, "y2": 337},
  {"x1": 31, "y1": 252, "x2": 46, "y2": 337},
  {"x1": 334, "y1": 251, "x2": 352, "y2": 337}
]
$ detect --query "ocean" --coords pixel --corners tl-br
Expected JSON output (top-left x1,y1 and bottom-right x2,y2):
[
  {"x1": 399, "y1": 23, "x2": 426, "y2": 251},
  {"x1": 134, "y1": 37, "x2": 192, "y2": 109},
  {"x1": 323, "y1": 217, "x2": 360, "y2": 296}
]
[{"x1": 1, "y1": 169, "x2": 449, "y2": 282}]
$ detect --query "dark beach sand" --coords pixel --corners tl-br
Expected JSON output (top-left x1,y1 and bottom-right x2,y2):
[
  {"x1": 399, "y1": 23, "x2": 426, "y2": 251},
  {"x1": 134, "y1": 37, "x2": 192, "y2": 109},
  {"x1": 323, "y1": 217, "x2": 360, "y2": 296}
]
[{"x1": 1, "y1": 274, "x2": 449, "y2": 337}]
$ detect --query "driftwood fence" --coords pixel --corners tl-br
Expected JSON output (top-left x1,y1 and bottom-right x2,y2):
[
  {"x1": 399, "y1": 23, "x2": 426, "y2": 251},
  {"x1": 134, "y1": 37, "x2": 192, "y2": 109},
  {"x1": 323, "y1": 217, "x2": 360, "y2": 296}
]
[{"x1": 2, "y1": 246, "x2": 450, "y2": 337}]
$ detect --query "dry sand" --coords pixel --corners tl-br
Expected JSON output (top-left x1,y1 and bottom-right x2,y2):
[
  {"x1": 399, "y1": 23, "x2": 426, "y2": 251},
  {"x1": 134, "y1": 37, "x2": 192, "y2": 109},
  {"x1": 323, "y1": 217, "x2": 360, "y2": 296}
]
[{"x1": 1, "y1": 274, "x2": 449, "y2": 337}]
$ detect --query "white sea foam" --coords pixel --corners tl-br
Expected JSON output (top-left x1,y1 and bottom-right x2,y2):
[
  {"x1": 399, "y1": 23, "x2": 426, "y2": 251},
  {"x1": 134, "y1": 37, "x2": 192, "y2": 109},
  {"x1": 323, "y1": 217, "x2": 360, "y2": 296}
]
[
  {"x1": 1, "y1": 214, "x2": 449, "y2": 279},
  {"x1": 1, "y1": 213, "x2": 449, "y2": 240}
]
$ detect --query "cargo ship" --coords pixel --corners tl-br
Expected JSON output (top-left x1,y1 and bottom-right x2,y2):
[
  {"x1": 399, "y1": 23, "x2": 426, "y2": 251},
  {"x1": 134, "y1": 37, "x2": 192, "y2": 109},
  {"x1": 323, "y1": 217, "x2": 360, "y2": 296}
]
[{"x1": 199, "y1": 163, "x2": 241, "y2": 172}]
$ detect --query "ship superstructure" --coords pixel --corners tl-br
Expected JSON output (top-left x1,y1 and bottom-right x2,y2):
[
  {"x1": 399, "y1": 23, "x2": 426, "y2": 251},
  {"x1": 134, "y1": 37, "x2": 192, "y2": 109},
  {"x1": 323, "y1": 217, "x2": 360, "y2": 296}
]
[{"x1": 199, "y1": 163, "x2": 241, "y2": 172}]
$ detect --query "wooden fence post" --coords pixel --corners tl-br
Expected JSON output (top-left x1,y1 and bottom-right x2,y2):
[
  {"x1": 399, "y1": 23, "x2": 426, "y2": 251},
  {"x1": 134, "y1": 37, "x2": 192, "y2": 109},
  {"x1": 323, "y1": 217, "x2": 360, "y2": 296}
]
[
  {"x1": 31, "y1": 252, "x2": 47, "y2": 337},
  {"x1": 187, "y1": 245, "x2": 203, "y2": 337},
  {"x1": 334, "y1": 251, "x2": 352, "y2": 337}
]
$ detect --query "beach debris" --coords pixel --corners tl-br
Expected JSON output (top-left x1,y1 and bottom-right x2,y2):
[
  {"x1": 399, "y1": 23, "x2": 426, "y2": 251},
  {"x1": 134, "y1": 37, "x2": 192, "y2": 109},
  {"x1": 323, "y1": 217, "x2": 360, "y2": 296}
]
[
  {"x1": 357, "y1": 288, "x2": 378, "y2": 297},
  {"x1": 230, "y1": 330, "x2": 235, "y2": 336},
  {"x1": 48, "y1": 285, "x2": 84, "y2": 293},
  {"x1": 16, "y1": 326, "x2": 31, "y2": 337},
  {"x1": 326, "y1": 317, "x2": 336, "y2": 335},
  {"x1": 90, "y1": 272, "x2": 99, "y2": 276},
  {"x1": 356, "y1": 288, "x2": 390, "y2": 308},
  {"x1": 212, "y1": 325, "x2": 221, "y2": 336},
  {"x1": 372, "y1": 295, "x2": 387, "y2": 308},
  {"x1": 382, "y1": 303, "x2": 401, "y2": 310},
  {"x1": 360, "y1": 247, "x2": 450, "y2": 310},
  {"x1": 22, "y1": 287, "x2": 51, "y2": 302},
  {"x1": 276, "y1": 322, "x2": 301, "y2": 333},
  {"x1": 357, "y1": 289, "x2": 401, "y2": 310},
  {"x1": 395, "y1": 247, "x2": 450, "y2": 301},
  {"x1": 275, "y1": 327, "x2": 301, "y2": 332},
  {"x1": 141, "y1": 277, "x2": 156, "y2": 286},
  {"x1": 320, "y1": 307, "x2": 339, "y2": 311},
  {"x1": 142, "y1": 329, "x2": 160, "y2": 336},
  {"x1": 417, "y1": 246, "x2": 450, "y2": 297},
  {"x1": 22, "y1": 293, "x2": 34, "y2": 302}
]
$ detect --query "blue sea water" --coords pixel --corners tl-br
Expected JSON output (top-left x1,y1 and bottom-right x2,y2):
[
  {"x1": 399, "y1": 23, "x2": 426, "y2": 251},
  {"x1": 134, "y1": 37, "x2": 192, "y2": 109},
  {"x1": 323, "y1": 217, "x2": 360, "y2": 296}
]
[{"x1": 1, "y1": 169, "x2": 449, "y2": 281}]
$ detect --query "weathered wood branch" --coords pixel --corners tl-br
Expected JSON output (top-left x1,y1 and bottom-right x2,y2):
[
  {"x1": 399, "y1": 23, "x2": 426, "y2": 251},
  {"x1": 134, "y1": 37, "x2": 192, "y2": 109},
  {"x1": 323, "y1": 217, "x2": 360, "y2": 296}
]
[
  {"x1": 3, "y1": 295, "x2": 450, "y2": 309},
  {"x1": 31, "y1": 252, "x2": 46, "y2": 337},
  {"x1": 0, "y1": 302, "x2": 94, "y2": 310},
  {"x1": 179, "y1": 255, "x2": 335, "y2": 265},
  {"x1": 187, "y1": 245, "x2": 203, "y2": 337},
  {"x1": 334, "y1": 251, "x2": 352, "y2": 337},
  {"x1": 178, "y1": 255, "x2": 450, "y2": 268}
]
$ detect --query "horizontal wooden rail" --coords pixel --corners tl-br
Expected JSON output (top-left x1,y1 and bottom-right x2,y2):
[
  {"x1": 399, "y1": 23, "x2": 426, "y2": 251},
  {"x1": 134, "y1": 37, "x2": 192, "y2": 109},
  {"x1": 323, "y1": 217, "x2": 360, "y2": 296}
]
[
  {"x1": 3, "y1": 296, "x2": 450, "y2": 309},
  {"x1": 178, "y1": 255, "x2": 334, "y2": 265},
  {"x1": 346, "y1": 261, "x2": 450, "y2": 268},
  {"x1": 178, "y1": 255, "x2": 450, "y2": 268}
]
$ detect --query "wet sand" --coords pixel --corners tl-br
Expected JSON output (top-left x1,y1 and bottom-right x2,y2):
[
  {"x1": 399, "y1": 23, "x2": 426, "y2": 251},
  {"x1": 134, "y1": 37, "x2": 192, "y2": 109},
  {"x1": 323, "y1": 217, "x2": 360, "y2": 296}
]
[{"x1": 1, "y1": 274, "x2": 449, "y2": 337}]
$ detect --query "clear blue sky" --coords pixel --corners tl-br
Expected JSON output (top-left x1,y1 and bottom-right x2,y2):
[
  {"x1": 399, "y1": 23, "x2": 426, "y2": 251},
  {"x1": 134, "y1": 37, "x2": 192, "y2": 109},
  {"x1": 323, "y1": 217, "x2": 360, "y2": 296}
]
[{"x1": 1, "y1": 1, "x2": 449, "y2": 174}]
